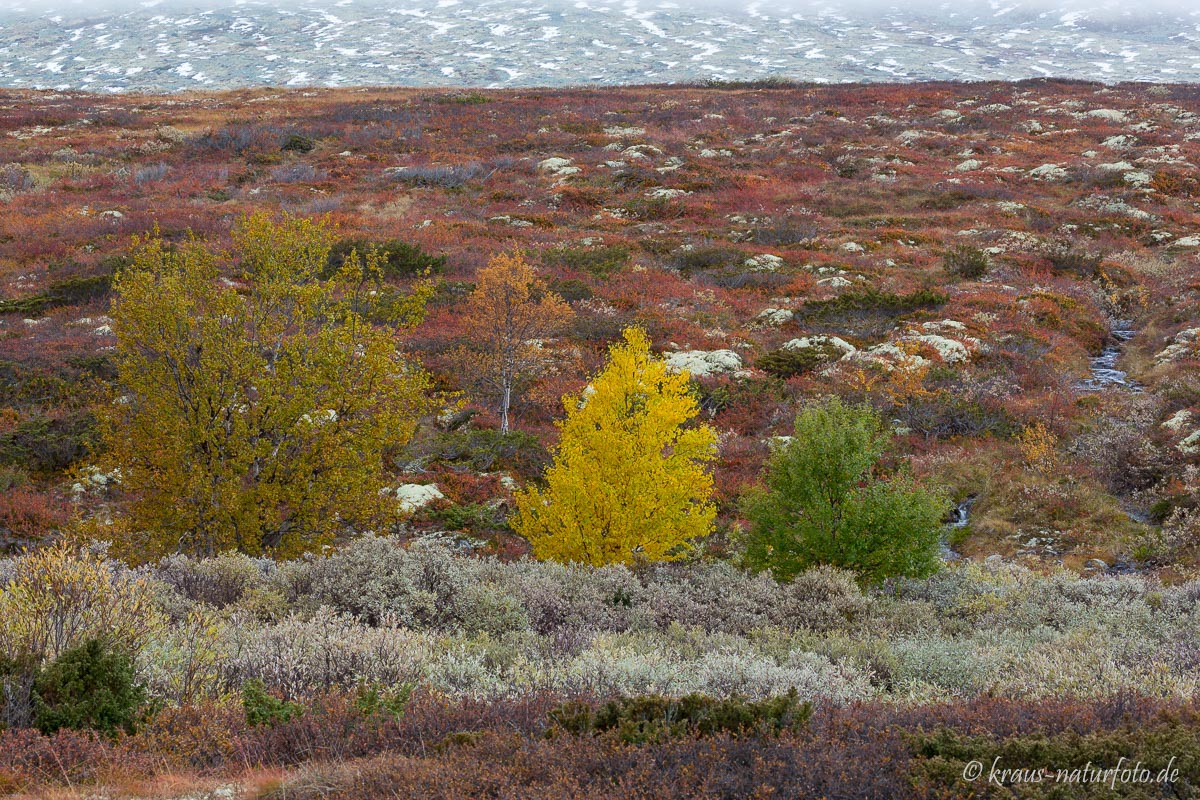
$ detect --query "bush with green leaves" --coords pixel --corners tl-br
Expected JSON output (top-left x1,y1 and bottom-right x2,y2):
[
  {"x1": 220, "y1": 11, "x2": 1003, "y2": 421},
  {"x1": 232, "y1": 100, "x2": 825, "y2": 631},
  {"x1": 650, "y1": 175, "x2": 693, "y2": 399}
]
[
  {"x1": 32, "y1": 639, "x2": 146, "y2": 736},
  {"x1": 242, "y1": 678, "x2": 303, "y2": 727},
  {"x1": 325, "y1": 237, "x2": 446, "y2": 278},
  {"x1": 741, "y1": 398, "x2": 946, "y2": 583},
  {"x1": 756, "y1": 346, "x2": 837, "y2": 380},
  {"x1": 943, "y1": 244, "x2": 989, "y2": 279},
  {"x1": 541, "y1": 244, "x2": 630, "y2": 279},
  {"x1": 548, "y1": 689, "x2": 812, "y2": 744}
]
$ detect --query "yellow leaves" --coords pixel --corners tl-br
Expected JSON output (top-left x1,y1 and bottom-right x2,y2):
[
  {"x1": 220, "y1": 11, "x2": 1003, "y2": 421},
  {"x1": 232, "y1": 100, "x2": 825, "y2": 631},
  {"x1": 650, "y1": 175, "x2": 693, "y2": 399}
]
[
  {"x1": 513, "y1": 327, "x2": 717, "y2": 566},
  {"x1": 0, "y1": 541, "x2": 165, "y2": 664},
  {"x1": 1019, "y1": 421, "x2": 1058, "y2": 475},
  {"x1": 105, "y1": 213, "x2": 431, "y2": 560}
]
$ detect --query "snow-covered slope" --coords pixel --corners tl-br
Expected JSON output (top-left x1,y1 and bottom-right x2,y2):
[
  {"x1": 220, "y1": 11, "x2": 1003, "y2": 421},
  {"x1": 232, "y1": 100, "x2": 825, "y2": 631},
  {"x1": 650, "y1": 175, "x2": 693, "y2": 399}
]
[{"x1": 0, "y1": 0, "x2": 1196, "y2": 91}]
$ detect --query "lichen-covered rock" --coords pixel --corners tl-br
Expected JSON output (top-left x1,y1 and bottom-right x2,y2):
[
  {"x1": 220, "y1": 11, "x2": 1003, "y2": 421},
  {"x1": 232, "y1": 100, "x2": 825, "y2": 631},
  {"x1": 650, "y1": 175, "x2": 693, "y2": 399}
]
[
  {"x1": 854, "y1": 343, "x2": 931, "y2": 371},
  {"x1": 1162, "y1": 410, "x2": 1193, "y2": 432},
  {"x1": 389, "y1": 484, "x2": 445, "y2": 513},
  {"x1": 1029, "y1": 163, "x2": 1067, "y2": 181},
  {"x1": 782, "y1": 335, "x2": 857, "y2": 357},
  {"x1": 755, "y1": 308, "x2": 794, "y2": 327},
  {"x1": 645, "y1": 187, "x2": 690, "y2": 199},
  {"x1": 538, "y1": 157, "x2": 580, "y2": 178},
  {"x1": 1156, "y1": 328, "x2": 1200, "y2": 362},
  {"x1": 904, "y1": 334, "x2": 972, "y2": 363},
  {"x1": 665, "y1": 349, "x2": 743, "y2": 378},
  {"x1": 744, "y1": 253, "x2": 783, "y2": 271}
]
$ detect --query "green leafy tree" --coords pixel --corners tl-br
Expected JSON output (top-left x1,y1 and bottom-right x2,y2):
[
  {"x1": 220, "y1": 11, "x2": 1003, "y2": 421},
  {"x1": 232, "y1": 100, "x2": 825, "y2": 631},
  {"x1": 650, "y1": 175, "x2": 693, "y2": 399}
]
[
  {"x1": 105, "y1": 213, "x2": 432, "y2": 559},
  {"x1": 742, "y1": 398, "x2": 944, "y2": 583}
]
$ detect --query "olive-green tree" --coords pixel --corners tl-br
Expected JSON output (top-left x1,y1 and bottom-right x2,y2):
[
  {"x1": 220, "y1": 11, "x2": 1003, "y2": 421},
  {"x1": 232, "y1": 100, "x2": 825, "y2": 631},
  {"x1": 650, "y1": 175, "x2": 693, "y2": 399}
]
[
  {"x1": 742, "y1": 398, "x2": 944, "y2": 583},
  {"x1": 105, "y1": 213, "x2": 431, "y2": 559}
]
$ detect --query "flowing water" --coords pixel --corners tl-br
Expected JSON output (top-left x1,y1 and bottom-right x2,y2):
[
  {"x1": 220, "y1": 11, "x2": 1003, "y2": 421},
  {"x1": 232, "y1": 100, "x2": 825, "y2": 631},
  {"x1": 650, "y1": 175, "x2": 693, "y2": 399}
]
[
  {"x1": 1075, "y1": 321, "x2": 1143, "y2": 393},
  {"x1": 940, "y1": 497, "x2": 974, "y2": 561}
]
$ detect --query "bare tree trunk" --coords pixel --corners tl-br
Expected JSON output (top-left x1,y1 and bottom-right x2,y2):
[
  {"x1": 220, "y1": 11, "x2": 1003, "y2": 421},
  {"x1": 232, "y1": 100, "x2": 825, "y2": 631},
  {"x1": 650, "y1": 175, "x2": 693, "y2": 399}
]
[{"x1": 501, "y1": 382, "x2": 511, "y2": 434}]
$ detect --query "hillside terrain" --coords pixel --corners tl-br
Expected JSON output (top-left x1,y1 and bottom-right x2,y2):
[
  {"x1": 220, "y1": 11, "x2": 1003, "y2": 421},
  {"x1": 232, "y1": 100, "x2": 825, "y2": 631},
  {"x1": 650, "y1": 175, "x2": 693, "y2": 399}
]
[
  {"x1": 2, "y1": 80, "x2": 1200, "y2": 797},
  {"x1": 2, "y1": 80, "x2": 1199, "y2": 571}
]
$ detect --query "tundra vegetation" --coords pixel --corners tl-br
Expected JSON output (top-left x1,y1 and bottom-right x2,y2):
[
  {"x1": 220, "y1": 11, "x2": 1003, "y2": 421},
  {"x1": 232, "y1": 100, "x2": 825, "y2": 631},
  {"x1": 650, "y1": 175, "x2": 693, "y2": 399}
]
[{"x1": 0, "y1": 81, "x2": 1199, "y2": 796}]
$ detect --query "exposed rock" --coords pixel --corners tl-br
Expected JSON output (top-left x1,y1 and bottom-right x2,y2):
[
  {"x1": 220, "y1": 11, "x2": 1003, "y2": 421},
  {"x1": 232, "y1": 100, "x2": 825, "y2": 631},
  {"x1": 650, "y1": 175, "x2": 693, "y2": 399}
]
[
  {"x1": 538, "y1": 156, "x2": 573, "y2": 172},
  {"x1": 645, "y1": 187, "x2": 690, "y2": 199},
  {"x1": 538, "y1": 156, "x2": 580, "y2": 178},
  {"x1": 1124, "y1": 171, "x2": 1153, "y2": 187},
  {"x1": 1162, "y1": 410, "x2": 1193, "y2": 432},
  {"x1": 755, "y1": 308, "x2": 793, "y2": 327},
  {"x1": 1029, "y1": 163, "x2": 1067, "y2": 181},
  {"x1": 922, "y1": 319, "x2": 967, "y2": 332},
  {"x1": 1086, "y1": 108, "x2": 1129, "y2": 123},
  {"x1": 744, "y1": 253, "x2": 784, "y2": 271},
  {"x1": 1156, "y1": 327, "x2": 1200, "y2": 362},
  {"x1": 782, "y1": 335, "x2": 856, "y2": 357},
  {"x1": 389, "y1": 484, "x2": 445, "y2": 513},
  {"x1": 664, "y1": 349, "x2": 743, "y2": 378},
  {"x1": 854, "y1": 342, "x2": 931, "y2": 371},
  {"x1": 904, "y1": 333, "x2": 971, "y2": 364}
]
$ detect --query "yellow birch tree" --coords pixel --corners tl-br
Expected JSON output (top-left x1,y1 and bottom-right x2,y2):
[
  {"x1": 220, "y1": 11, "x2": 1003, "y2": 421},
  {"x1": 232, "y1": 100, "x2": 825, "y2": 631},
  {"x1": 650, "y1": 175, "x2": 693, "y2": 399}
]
[
  {"x1": 104, "y1": 213, "x2": 432, "y2": 559},
  {"x1": 454, "y1": 252, "x2": 573, "y2": 433},
  {"x1": 512, "y1": 327, "x2": 717, "y2": 565}
]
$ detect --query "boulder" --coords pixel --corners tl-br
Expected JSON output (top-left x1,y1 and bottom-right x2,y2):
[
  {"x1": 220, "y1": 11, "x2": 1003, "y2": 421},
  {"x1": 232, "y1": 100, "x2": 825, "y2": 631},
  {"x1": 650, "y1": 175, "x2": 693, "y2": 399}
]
[
  {"x1": 782, "y1": 335, "x2": 856, "y2": 358},
  {"x1": 390, "y1": 484, "x2": 445, "y2": 513},
  {"x1": 664, "y1": 349, "x2": 743, "y2": 378}
]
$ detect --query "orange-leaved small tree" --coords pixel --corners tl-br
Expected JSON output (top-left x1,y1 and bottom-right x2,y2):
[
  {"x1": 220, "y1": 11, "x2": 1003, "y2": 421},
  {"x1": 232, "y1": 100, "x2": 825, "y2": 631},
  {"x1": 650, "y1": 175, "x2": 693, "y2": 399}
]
[{"x1": 455, "y1": 252, "x2": 573, "y2": 433}]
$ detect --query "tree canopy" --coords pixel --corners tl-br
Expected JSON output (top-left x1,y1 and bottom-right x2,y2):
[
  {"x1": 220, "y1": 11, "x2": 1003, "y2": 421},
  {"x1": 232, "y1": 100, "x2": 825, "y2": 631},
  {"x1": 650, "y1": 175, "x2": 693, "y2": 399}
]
[
  {"x1": 104, "y1": 213, "x2": 432, "y2": 559},
  {"x1": 513, "y1": 327, "x2": 716, "y2": 566},
  {"x1": 741, "y1": 398, "x2": 945, "y2": 584}
]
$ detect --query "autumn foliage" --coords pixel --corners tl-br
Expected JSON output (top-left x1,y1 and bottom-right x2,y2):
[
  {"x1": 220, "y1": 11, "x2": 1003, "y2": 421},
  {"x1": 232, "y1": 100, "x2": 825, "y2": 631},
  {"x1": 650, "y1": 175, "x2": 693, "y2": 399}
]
[
  {"x1": 452, "y1": 252, "x2": 573, "y2": 432},
  {"x1": 514, "y1": 327, "x2": 716, "y2": 565},
  {"x1": 104, "y1": 213, "x2": 431, "y2": 558}
]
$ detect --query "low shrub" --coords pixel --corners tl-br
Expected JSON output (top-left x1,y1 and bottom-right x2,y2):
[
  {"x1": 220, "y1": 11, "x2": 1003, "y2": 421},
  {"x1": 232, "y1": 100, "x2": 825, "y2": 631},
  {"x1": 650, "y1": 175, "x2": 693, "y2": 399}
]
[
  {"x1": 756, "y1": 346, "x2": 835, "y2": 379},
  {"x1": 242, "y1": 679, "x2": 303, "y2": 727},
  {"x1": 796, "y1": 288, "x2": 948, "y2": 336},
  {"x1": 0, "y1": 274, "x2": 113, "y2": 316},
  {"x1": 548, "y1": 689, "x2": 812, "y2": 743},
  {"x1": 943, "y1": 244, "x2": 989, "y2": 279},
  {"x1": 0, "y1": 413, "x2": 96, "y2": 473},
  {"x1": 33, "y1": 639, "x2": 145, "y2": 737},
  {"x1": 387, "y1": 163, "x2": 486, "y2": 189},
  {"x1": 541, "y1": 244, "x2": 630, "y2": 279},
  {"x1": 326, "y1": 237, "x2": 446, "y2": 278},
  {"x1": 403, "y1": 428, "x2": 550, "y2": 480}
]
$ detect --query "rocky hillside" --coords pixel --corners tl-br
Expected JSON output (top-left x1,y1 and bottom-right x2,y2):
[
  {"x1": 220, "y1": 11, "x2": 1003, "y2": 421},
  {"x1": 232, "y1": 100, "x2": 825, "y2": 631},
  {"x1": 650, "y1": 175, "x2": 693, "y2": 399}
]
[{"x1": 1, "y1": 80, "x2": 1199, "y2": 573}]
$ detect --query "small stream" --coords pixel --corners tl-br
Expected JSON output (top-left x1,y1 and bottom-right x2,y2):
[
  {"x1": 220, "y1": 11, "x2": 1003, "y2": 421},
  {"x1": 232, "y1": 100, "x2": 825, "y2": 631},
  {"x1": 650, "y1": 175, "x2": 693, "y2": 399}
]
[
  {"x1": 940, "y1": 497, "x2": 973, "y2": 561},
  {"x1": 1074, "y1": 320, "x2": 1143, "y2": 393}
]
